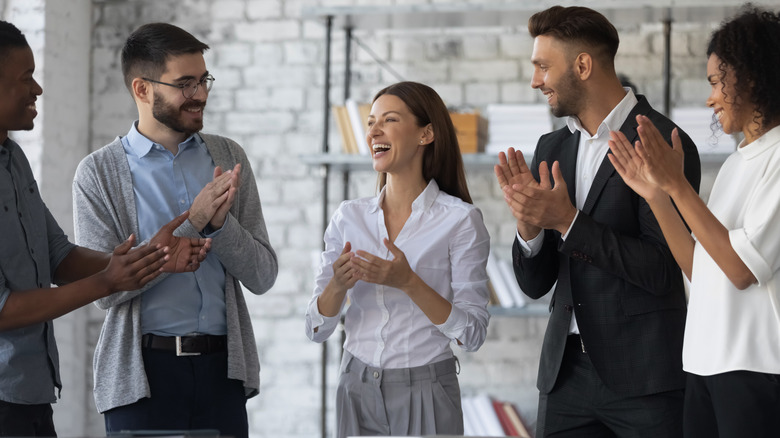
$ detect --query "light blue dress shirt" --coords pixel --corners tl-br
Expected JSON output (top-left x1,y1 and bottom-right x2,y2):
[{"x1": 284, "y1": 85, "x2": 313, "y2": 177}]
[{"x1": 122, "y1": 122, "x2": 227, "y2": 336}]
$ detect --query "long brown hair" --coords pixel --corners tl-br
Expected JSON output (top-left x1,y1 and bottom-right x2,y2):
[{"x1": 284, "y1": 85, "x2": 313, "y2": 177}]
[{"x1": 372, "y1": 81, "x2": 472, "y2": 204}]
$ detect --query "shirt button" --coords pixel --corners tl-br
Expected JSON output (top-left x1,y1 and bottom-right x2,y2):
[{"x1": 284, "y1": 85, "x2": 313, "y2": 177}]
[{"x1": 373, "y1": 371, "x2": 379, "y2": 379}]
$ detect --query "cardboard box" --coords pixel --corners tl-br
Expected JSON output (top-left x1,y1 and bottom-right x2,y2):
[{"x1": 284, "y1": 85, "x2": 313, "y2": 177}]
[{"x1": 450, "y1": 112, "x2": 488, "y2": 154}]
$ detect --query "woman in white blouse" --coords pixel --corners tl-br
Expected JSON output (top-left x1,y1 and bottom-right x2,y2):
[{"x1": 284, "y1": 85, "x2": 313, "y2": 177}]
[
  {"x1": 607, "y1": 6, "x2": 780, "y2": 437},
  {"x1": 305, "y1": 81, "x2": 490, "y2": 437}
]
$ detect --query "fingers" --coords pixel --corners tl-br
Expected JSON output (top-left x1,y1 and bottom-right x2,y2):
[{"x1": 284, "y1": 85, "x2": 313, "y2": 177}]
[
  {"x1": 551, "y1": 161, "x2": 566, "y2": 190},
  {"x1": 494, "y1": 164, "x2": 509, "y2": 188},
  {"x1": 113, "y1": 234, "x2": 137, "y2": 255},
  {"x1": 213, "y1": 166, "x2": 223, "y2": 179},
  {"x1": 671, "y1": 127, "x2": 683, "y2": 154},
  {"x1": 537, "y1": 161, "x2": 551, "y2": 190},
  {"x1": 341, "y1": 242, "x2": 352, "y2": 255},
  {"x1": 160, "y1": 211, "x2": 190, "y2": 234}
]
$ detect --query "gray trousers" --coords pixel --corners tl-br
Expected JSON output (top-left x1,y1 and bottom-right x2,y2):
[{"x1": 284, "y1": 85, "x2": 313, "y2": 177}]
[{"x1": 336, "y1": 350, "x2": 464, "y2": 438}]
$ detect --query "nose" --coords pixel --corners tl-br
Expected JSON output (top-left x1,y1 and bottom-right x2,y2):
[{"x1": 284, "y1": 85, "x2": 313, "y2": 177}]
[
  {"x1": 32, "y1": 78, "x2": 42, "y2": 96},
  {"x1": 531, "y1": 71, "x2": 543, "y2": 89}
]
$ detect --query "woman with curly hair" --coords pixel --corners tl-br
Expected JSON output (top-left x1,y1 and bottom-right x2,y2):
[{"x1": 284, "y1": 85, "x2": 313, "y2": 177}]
[
  {"x1": 305, "y1": 81, "x2": 490, "y2": 437},
  {"x1": 608, "y1": 5, "x2": 780, "y2": 437}
]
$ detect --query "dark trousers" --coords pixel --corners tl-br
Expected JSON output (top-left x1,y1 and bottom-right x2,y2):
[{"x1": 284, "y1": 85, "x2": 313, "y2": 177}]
[
  {"x1": 684, "y1": 371, "x2": 780, "y2": 438},
  {"x1": 537, "y1": 335, "x2": 684, "y2": 438},
  {"x1": 104, "y1": 348, "x2": 247, "y2": 438},
  {"x1": 0, "y1": 401, "x2": 56, "y2": 437}
]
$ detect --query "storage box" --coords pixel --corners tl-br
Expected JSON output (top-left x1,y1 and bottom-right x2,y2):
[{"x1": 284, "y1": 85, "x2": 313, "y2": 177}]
[{"x1": 450, "y1": 112, "x2": 488, "y2": 154}]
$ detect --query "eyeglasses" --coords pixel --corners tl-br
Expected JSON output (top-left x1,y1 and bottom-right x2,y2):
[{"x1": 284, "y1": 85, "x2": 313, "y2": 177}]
[{"x1": 142, "y1": 74, "x2": 215, "y2": 99}]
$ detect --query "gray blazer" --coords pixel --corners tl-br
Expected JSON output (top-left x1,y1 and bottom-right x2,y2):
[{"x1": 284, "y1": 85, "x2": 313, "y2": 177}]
[{"x1": 73, "y1": 133, "x2": 277, "y2": 413}]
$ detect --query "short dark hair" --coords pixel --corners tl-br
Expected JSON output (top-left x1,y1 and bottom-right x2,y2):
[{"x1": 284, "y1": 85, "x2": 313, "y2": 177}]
[
  {"x1": 707, "y1": 4, "x2": 780, "y2": 131},
  {"x1": 121, "y1": 22, "x2": 210, "y2": 92},
  {"x1": 0, "y1": 21, "x2": 29, "y2": 67},
  {"x1": 528, "y1": 6, "x2": 619, "y2": 67},
  {"x1": 372, "y1": 81, "x2": 472, "y2": 204}
]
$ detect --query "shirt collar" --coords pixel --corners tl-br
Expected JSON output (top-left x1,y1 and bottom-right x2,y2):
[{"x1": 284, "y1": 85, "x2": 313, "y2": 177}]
[
  {"x1": 738, "y1": 124, "x2": 780, "y2": 160},
  {"x1": 567, "y1": 88, "x2": 639, "y2": 138},
  {"x1": 370, "y1": 179, "x2": 441, "y2": 213},
  {"x1": 123, "y1": 121, "x2": 204, "y2": 157}
]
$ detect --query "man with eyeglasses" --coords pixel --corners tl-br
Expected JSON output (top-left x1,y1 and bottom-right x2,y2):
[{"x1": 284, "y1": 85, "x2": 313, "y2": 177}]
[
  {"x1": 73, "y1": 23, "x2": 278, "y2": 437},
  {"x1": 0, "y1": 21, "x2": 211, "y2": 436}
]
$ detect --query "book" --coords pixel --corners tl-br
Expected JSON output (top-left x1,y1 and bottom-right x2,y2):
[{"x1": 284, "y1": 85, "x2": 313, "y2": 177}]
[
  {"x1": 487, "y1": 254, "x2": 515, "y2": 308},
  {"x1": 498, "y1": 257, "x2": 526, "y2": 308},
  {"x1": 346, "y1": 98, "x2": 370, "y2": 155},
  {"x1": 493, "y1": 399, "x2": 519, "y2": 436},
  {"x1": 332, "y1": 105, "x2": 359, "y2": 154},
  {"x1": 471, "y1": 394, "x2": 506, "y2": 436},
  {"x1": 503, "y1": 402, "x2": 532, "y2": 438}
]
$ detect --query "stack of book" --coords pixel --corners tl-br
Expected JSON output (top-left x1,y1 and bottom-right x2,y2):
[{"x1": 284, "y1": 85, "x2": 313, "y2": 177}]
[
  {"x1": 332, "y1": 99, "x2": 372, "y2": 155},
  {"x1": 462, "y1": 394, "x2": 533, "y2": 437},
  {"x1": 486, "y1": 254, "x2": 526, "y2": 309},
  {"x1": 485, "y1": 104, "x2": 553, "y2": 157}
]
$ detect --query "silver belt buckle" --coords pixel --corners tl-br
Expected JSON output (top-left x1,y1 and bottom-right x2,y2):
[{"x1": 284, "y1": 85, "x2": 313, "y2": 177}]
[{"x1": 175, "y1": 336, "x2": 201, "y2": 356}]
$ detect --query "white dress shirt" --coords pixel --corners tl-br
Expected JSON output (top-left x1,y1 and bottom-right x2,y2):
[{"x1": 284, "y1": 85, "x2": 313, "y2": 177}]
[
  {"x1": 305, "y1": 179, "x2": 491, "y2": 369},
  {"x1": 683, "y1": 125, "x2": 780, "y2": 375},
  {"x1": 517, "y1": 88, "x2": 638, "y2": 334}
]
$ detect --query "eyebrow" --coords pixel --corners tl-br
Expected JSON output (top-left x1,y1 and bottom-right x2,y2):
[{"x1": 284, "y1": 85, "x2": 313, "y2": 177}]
[
  {"x1": 367, "y1": 110, "x2": 402, "y2": 119},
  {"x1": 170, "y1": 71, "x2": 210, "y2": 82}
]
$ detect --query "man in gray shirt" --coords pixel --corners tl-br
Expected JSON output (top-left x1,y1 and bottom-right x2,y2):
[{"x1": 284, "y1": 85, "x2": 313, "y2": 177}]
[
  {"x1": 0, "y1": 21, "x2": 209, "y2": 436},
  {"x1": 73, "y1": 23, "x2": 278, "y2": 438}
]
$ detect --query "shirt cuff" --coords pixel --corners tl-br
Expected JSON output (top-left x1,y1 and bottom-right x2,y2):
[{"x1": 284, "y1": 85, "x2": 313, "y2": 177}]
[
  {"x1": 516, "y1": 229, "x2": 545, "y2": 258},
  {"x1": 729, "y1": 228, "x2": 771, "y2": 286},
  {"x1": 561, "y1": 210, "x2": 580, "y2": 241},
  {"x1": 435, "y1": 304, "x2": 467, "y2": 341}
]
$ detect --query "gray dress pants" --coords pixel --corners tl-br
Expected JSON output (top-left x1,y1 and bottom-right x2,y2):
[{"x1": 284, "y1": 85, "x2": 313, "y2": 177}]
[{"x1": 336, "y1": 350, "x2": 464, "y2": 438}]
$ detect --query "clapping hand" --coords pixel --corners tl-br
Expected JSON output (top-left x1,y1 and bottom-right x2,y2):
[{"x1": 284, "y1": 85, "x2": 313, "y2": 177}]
[{"x1": 149, "y1": 211, "x2": 211, "y2": 273}]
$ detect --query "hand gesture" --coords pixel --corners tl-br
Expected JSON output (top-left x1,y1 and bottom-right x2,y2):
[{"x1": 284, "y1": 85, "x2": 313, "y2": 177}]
[
  {"x1": 149, "y1": 211, "x2": 212, "y2": 273},
  {"x1": 329, "y1": 242, "x2": 359, "y2": 293},
  {"x1": 189, "y1": 164, "x2": 240, "y2": 231},
  {"x1": 210, "y1": 164, "x2": 241, "y2": 229},
  {"x1": 633, "y1": 115, "x2": 687, "y2": 194},
  {"x1": 101, "y1": 234, "x2": 168, "y2": 293},
  {"x1": 608, "y1": 130, "x2": 666, "y2": 201},
  {"x1": 504, "y1": 161, "x2": 577, "y2": 235},
  {"x1": 352, "y1": 239, "x2": 416, "y2": 290},
  {"x1": 495, "y1": 147, "x2": 539, "y2": 190}
]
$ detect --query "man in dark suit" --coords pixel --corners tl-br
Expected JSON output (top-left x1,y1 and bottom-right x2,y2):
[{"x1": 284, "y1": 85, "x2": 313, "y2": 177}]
[{"x1": 495, "y1": 6, "x2": 701, "y2": 438}]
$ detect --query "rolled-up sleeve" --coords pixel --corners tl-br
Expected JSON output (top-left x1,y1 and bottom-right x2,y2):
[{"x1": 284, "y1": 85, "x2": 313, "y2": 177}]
[{"x1": 436, "y1": 207, "x2": 491, "y2": 351}]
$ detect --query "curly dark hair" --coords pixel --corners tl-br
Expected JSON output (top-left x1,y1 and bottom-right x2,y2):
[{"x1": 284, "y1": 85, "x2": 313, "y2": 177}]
[{"x1": 707, "y1": 4, "x2": 780, "y2": 132}]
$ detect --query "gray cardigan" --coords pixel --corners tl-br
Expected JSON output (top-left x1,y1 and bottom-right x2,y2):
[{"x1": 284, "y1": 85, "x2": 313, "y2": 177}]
[{"x1": 73, "y1": 133, "x2": 277, "y2": 413}]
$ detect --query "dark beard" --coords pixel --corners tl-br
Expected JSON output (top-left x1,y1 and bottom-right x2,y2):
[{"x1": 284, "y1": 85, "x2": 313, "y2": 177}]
[
  {"x1": 549, "y1": 67, "x2": 583, "y2": 118},
  {"x1": 152, "y1": 94, "x2": 204, "y2": 135}
]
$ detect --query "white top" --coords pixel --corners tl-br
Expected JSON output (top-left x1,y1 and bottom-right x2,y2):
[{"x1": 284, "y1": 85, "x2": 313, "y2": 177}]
[
  {"x1": 518, "y1": 89, "x2": 638, "y2": 334},
  {"x1": 305, "y1": 179, "x2": 491, "y2": 368},
  {"x1": 683, "y1": 124, "x2": 780, "y2": 376}
]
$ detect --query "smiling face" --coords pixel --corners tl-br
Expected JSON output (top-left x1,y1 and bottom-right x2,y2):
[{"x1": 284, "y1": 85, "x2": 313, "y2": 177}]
[
  {"x1": 145, "y1": 52, "x2": 209, "y2": 139},
  {"x1": 366, "y1": 94, "x2": 430, "y2": 177},
  {"x1": 706, "y1": 53, "x2": 753, "y2": 139},
  {"x1": 0, "y1": 46, "x2": 43, "y2": 143},
  {"x1": 531, "y1": 35, "x2": 584, "y2": 118}
]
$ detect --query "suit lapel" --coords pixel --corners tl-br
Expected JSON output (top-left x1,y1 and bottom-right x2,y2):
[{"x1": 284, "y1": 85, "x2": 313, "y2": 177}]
[
  {"x1": 558, "y1": 132, "x2": 579, "y2": 206},
  {"x1": 581, "y1": 97, "x2": 649, "y2": 215}
]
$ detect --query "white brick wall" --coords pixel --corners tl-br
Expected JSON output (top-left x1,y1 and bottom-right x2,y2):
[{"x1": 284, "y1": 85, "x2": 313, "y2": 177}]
[{"x1": 1, "y1": 0, "x2": 740, "y2": 437}]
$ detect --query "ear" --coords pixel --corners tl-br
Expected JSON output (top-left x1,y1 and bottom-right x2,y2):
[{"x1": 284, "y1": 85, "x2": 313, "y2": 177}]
[
  {"x1": 420, "y1": 123, "x2": 434, "y2": 146},
  {"x1": 574, "y1": 52, "x2": 593, "y2": 81},
  {"x1": 131, "y1": 77, "x2": 152, "y2": 104}
]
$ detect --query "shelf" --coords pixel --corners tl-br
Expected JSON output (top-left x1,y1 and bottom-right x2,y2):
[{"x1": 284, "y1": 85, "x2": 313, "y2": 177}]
[
  {"x1": 302, "y1": 151, "x2": 729, "y2": 172},
  {"x1": 302, "y1": 1, "x2": 746, "y2": 32},
  {"x1": 301, "y1": 152, "x2": 504, "y2": 172},
  {"x1": 489, "y1": 303, "x2": 549, "y2": 317}
]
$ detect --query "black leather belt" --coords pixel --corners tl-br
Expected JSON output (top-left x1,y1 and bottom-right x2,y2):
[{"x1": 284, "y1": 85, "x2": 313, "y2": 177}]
[{"x1": 142, "y1": 334, "x2": 227, "y2": 356}]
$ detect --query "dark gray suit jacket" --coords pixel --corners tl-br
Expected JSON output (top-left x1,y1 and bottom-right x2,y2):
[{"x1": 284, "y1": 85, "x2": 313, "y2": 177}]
[{"x1": 513, "y1": 96, "x2": 701, "y2": 397}]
